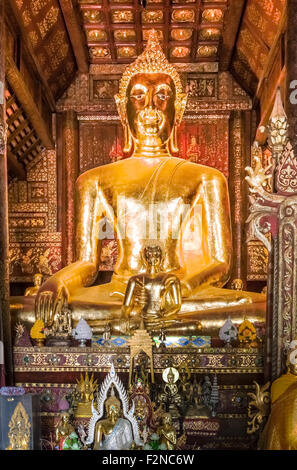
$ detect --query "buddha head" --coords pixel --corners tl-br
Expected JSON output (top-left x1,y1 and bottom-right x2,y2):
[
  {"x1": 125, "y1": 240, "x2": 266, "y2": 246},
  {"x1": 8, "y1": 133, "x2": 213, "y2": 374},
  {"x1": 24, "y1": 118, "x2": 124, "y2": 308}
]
[
  {"x1": 105, "y1": 390, "x2": 121, "y2": 422},
  {"x1": 162, "y1": 412, "x2": 173, "y2": 429},
  {"x1": 167, "y1": 367, "x2": 175, "y2": 384},
  {"x1": 33, "y1": 273, "x2": 43, "y2": 288},
  {"x1": 60, "y1": 411, "x2": 70, "y2": 425},
  {"x1": 115, "y1": 30, "x2": 187, "y2": 157},
  {"x1": 144, "y1": 245, "x2": 162, "y2": 271}
]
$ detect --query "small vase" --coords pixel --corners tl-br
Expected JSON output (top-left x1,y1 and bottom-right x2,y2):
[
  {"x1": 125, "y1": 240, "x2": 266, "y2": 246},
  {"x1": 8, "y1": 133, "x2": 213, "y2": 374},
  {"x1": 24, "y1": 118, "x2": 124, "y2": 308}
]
[
  {"x1": 34, "y1": 338, "x2": 45, "y2": 347},
  {"x1": 78, "y1": 338, "x2": 87, "y2": 347}
]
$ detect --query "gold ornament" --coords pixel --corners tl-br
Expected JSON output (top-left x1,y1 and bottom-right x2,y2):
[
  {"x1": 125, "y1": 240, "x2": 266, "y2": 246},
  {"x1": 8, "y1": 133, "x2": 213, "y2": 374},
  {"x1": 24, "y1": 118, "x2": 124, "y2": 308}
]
[
  {"x1": 157, "y1": 413, "x2": 177, "y2": 450},
  {"x1": 75, "y1": 372, "x2": 98, "y2": 418},
  {"x1": 238, "y1": 318, "x2": 257, "y2": 346},
  {"x1": 24, "y1": 273, "x2": 43, "y2": 297},
  {"x1": 6, "y1": 402, "x2": 31, "y2": 450},
  {"x1": 230, "y1": 279, "x2": 243, "y2": 291},
  {"x1": 247, "y1": 381, "x2": 270, "y2": 435}
]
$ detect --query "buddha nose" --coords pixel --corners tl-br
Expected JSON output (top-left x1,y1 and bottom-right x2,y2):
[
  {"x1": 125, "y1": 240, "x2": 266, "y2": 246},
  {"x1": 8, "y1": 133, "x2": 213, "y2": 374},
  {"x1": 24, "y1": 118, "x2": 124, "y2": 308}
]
[{"x1": 146, "y1": 89, "x2": 155, "y2": 108}]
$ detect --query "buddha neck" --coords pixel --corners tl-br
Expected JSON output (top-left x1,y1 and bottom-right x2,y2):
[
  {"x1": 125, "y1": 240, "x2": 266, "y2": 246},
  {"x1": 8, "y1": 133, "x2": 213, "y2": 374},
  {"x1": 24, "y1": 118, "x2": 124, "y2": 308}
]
[
  {"x1": 147, "y1": 264, "x2": 160, "y2": 276},
  {"x1": 132, "y1": 142, "x2": 171, "y2": 158}
]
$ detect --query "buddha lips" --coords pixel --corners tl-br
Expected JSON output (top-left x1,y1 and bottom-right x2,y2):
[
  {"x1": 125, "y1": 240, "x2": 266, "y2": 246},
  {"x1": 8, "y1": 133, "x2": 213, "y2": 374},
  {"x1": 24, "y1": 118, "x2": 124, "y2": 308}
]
[{"x1": 137, "y1": 107, "x2": 165, "y2": 136}]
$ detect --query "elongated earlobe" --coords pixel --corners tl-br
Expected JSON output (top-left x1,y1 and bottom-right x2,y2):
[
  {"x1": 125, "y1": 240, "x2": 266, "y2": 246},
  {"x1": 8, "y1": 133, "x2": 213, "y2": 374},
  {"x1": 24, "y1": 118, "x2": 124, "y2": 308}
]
[
  {"x1": 168, "y1": 125, "x2": 179, "y2": 155},
  {"x1": 123, "y1": 124, "x2": 133, "y2": 155}
]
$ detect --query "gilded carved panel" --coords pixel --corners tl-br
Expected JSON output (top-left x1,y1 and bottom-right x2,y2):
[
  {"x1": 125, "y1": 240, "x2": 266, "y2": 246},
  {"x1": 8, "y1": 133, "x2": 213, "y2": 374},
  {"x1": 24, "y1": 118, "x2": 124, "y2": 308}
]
[
  {"x1": 9, "y1": 150, "x2": 62, "y2": 282},
  {"x1": 247, "y1": 241, "x2": 269, "y2": 281}
]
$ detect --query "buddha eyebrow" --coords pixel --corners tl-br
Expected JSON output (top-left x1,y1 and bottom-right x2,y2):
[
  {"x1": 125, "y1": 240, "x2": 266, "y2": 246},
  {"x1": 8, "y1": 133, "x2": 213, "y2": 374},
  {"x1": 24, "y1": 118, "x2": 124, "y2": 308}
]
[
  {"x1": 155, "y1": 84, "x2": 172, "y2": 93},
  {"x1": 130, "y1": 84, "x2": 147, "y2": 94}
]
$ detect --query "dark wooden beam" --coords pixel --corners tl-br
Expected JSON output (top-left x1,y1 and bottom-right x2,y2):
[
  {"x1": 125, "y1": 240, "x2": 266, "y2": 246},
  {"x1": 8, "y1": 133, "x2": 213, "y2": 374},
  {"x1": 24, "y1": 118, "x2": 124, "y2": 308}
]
[
  {"x1": 6, "y1": 53, "x2": 54, "y2": 149},
  {"x1": 219, "y1": 0, "x2": 246, "y2": 71},
  {"x1": 102, "y1": 0, "x2": 116, "y2": 62},
  {"x1": 7, "y1": 150, "x2": 26, "y2": 180},
  {"x1": 255, "y1": 6, "x2": 287, "y2": 143},
  {"x1": 59, "y1": 0, "x2": 89, "y2": 73},
  {"x1": 190, "y1": 0, "x2": 201, "y2": 62}
]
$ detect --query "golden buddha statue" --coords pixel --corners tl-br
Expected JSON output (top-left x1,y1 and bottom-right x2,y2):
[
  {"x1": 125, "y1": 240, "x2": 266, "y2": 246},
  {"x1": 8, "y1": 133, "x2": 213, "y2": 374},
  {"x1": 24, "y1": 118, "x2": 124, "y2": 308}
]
[
  {"x1": 122, "y1": 245, "x2": 188, "y2": 332},
  {"x1": 55, "y1": 412, "x2": 76, "y2": 450},
  {"x1": 75, "y1": 372, "x2": 98, "y2": 418},
  {"x1": 12, "y1": 30, "x2": 265, "y2": 335},
  {"x1": 93, "y1": 391, "x2": 134, "y2": 450},
  {"x1": 259, "y1": 343, "x2": 297, "y2": 450},
  {"x1": 24, "y1": 273, "x2": 43, "y2": 297},
  {"x1": 160, "y1": 367, "x2": 182, "y2": 417},
  {"x1": 157, "y1": 413, "x2": 177, "y2": 450}
]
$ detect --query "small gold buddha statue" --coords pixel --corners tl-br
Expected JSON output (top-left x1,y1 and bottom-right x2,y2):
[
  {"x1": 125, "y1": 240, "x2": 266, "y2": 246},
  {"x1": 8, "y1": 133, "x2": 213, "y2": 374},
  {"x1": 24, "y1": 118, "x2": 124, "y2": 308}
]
[
  {"x1": 230, "y1": 278, "x2": 244, "y2": 291},
  {"x1": 160, "y1": 367, "x2": 182, "y2": 417},
  {"x1": 122, "y1": 245, "x2": 186, "y2": 332},
  {"x1": 24, "y1": 273, "x2": 43, "y2": 297},
  {"x1": 259, "y1": 342, "x2": 297, "y2": 450},
  {"x1": 157, "y1": 413, "x2": 177, "y2": 450},
  {"x1": 12, "y1": 30, "x2": 266, "y2": 336},
  {"x1": 55, "y1": 412, "x2": 75, "y2": 450},
  {"x1": 75, "y1": 372, "x2": 98, "y2": 418},
  {"x1": 93, "y1": 389, "x2": 134, "y2": 450}
]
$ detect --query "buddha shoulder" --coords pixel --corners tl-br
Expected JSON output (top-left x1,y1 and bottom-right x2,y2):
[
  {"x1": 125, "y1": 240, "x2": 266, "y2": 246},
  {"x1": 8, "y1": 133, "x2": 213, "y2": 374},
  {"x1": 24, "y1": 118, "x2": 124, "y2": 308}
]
[{"x1": 177, "y1": 159, "x2": 227, "y2": 183}]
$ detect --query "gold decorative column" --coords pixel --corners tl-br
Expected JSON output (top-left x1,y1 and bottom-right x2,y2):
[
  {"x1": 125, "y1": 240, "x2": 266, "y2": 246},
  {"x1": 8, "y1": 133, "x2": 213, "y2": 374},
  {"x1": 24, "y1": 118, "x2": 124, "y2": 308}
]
[
  {"x1": 0, "y1": 0, "x2": 12, "y2": 384},
  {"x1": 61, "y1": 110, "x2": 79, "y2": 266},
  {"x1": 228, "y1": 110, "x2": 248, "y2": 289}
]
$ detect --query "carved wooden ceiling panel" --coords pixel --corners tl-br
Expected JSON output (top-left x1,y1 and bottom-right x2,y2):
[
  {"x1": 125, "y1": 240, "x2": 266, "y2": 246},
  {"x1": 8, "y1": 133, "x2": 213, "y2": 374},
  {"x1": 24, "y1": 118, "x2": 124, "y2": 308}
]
[
  {"x1": 78, "y1": 0, "x2": 228, "y2": 63},
  {"x1": 231, "y1": 0, "x2": 286, "y2": 94},
  {"x1": 12, "y1": 0, "x2": 77, "y2": 98}
]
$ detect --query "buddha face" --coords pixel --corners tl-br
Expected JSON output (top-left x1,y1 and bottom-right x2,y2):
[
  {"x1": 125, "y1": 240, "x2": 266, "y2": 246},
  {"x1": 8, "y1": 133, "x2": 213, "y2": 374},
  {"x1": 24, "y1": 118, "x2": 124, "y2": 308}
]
[
  {"x1": 34, "y1": 273, "x2": 42, "y2": 287},
  {"x1": 106, "y1": 401, "x2": 121, "y2": 422},
  {"x1": 144, "y1": 245, "x2": 162, "y2": 269},
  {"x1": 167, "y1": 369, "x2": 174, "y2": 384},
  {"x1": 162, "y1": 413, "x2": 172, "y2": 428},
  {"x1": 126, "y1": 73, "x2": 176, "y2": 150},
  {"x1": 61, "y1": 412, "x2": 69, "y2": 424}
]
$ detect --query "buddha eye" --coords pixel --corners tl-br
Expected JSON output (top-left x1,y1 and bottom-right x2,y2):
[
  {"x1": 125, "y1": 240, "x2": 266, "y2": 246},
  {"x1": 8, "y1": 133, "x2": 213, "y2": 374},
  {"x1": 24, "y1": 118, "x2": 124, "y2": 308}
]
[
  {"x1": 156, "y1": 92, "x2": 168, "y2": 101},
  {"x1": 131, "y1": 92, "x2": 145, "y2": 101}
]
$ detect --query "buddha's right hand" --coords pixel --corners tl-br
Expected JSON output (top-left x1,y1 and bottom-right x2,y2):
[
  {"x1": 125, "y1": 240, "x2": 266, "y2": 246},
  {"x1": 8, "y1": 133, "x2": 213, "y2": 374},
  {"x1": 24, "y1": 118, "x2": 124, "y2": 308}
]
[{"x1": 35, "y1": 279, "x2": 69, "y2": 327}]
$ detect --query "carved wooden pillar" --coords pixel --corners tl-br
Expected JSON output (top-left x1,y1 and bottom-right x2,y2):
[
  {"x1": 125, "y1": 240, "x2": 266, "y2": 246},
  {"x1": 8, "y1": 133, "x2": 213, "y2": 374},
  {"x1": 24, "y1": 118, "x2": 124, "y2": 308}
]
[
  {"x1": 286, "y1": 0, "x2": 297, "y2": 144},
  {"x1": 228, "y1": 110, "x2": 248, "y2": 289},
  {"x1": 247, "y1": 90, "x2": 297, "y2": 381},
  {"x1": 0, "y1": 0, "x2": 12, "y2": 385},
  {"x1": 61, "y1": 110, "x2": 79, "y2": 266}
]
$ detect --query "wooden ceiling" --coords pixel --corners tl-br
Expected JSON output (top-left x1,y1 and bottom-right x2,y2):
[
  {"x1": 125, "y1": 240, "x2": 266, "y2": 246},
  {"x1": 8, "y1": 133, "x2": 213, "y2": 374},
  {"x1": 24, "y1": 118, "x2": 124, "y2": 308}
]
[
  {"x1": 7, "y1": 0, "x2": 287, "y2": 98},
  {"x1": 10, "y1": 0, "x2": 77, "y2": 99},
  {"x1": 78, "y1": 0, "x2": 228, "y2": 63},
  {"x1": 4, "y1": 0, "x2": 288, "y2": 180},
  {"x1": 231, "y1": 0, "x2": 286, "y2": 94}
]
